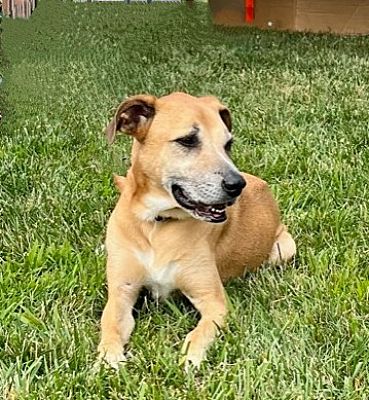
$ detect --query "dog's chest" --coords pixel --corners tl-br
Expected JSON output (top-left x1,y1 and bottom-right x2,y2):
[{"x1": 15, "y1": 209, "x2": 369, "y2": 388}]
[{"x1": 134, "y1": 249, "x2": 177, "y2": 300}]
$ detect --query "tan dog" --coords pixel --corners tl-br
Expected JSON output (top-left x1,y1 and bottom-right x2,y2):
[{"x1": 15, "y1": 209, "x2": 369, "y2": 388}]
[{"x1": 98, "y1": 92, "x2": 296, "y2": 369}]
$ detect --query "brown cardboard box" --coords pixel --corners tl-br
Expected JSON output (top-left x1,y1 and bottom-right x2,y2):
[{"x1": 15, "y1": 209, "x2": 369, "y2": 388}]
[{"x1": 209, "y1": 0, "x2": 369, "y2": 35}]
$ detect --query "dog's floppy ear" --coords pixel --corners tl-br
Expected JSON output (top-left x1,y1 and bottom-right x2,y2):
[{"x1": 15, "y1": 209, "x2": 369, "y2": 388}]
[
  {"x1": 200, "y1": 95, "x2": 232, "y2": 132},
  {"x1": 105, "y1": 94, "x2": 156, "y2": 144}
]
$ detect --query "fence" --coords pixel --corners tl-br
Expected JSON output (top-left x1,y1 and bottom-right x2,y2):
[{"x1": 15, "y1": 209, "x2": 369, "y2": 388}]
[
  {"x1": 1, "y1": 0, "x2": 196, "y2": 19},
  {"x1": 2, "y1": 0, "x2": 37, "y2": 18}
]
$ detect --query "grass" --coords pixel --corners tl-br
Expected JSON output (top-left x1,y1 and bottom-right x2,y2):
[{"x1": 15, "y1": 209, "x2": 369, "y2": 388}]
[{"x1": 1, "y1": 0, "x2": 369, "y2": 398}]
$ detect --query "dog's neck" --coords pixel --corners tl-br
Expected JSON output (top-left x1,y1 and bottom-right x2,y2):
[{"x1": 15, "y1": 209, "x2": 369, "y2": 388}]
[{"x1": 123, "y1": 166, "x2": 191, "y2": 223}]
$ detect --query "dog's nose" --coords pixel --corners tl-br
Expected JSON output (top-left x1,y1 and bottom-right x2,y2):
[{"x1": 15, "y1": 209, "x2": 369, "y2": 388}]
[{"x1": 222, "y1": 172, "x2": 246, "y2": 197}]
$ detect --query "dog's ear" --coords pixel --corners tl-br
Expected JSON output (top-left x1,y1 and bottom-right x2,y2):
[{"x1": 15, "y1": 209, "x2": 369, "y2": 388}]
[
  {"x1": 200, "y1": 95, "x2": 232, "y2": 132},
  {"x1": 105, "y1": 94, "x2": 156, "y2": 144}
]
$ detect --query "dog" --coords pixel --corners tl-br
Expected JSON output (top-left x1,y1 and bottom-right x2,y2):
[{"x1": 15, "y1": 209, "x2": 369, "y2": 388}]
[{"x1": 98, "y1": 92, "x2": 296, "y2": 369}]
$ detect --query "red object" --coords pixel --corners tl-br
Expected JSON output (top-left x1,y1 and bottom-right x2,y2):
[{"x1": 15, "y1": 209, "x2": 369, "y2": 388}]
[{"x1": 245, "y1": 0, "x2": 255, "y2": 24}]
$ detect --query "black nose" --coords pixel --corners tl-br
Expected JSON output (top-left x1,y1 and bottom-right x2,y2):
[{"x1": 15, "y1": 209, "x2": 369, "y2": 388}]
[{"x1": 222, "y1": 172, "x2": 246, "y2": 197}]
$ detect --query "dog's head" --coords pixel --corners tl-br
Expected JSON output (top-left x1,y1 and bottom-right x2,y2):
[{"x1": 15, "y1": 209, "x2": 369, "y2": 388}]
[{"x1": 106, "y1": 92, "x2": 246, "y2": 223}]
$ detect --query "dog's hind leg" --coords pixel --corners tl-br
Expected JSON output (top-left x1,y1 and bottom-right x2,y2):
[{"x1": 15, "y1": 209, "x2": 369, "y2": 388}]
[{"x1": 268, "y1": 224, "x2": 296, "y2": 264}]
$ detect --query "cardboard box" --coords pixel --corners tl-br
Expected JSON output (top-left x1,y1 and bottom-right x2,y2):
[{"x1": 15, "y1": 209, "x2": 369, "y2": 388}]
[{"x1": 209, "y1": 0, "x2": 369, "y2": 35}]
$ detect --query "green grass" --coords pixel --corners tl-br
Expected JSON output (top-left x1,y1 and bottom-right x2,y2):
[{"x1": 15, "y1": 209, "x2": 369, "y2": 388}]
[{"x1": 1, "y1": 0, "x2": 369, "y2": 398}]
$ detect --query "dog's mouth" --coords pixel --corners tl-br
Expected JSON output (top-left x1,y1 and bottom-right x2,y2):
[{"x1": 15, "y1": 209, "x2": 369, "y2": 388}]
[{"x1": 171, "y1": 184, "x2": 233, "y2": 223}]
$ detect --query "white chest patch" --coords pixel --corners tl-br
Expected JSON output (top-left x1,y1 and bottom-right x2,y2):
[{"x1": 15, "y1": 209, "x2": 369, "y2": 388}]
[{"x1": 134, "y1": 250, "x2": 177, "y2": 300}]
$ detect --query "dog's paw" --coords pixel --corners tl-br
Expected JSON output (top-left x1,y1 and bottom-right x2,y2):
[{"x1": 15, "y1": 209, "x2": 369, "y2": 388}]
[
  {"x1": 97, "y1": 341, "x2": 127, "y2": 370},
  {"x1": 183, "y1": 352, "x2": 203, "y2": 372},
  {"x1": 181, "y1": 333, "x2": 206, "y2": 372}
]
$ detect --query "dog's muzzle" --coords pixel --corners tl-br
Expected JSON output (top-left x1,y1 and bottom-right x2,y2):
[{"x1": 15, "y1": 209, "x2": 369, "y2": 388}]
[{"x1": 171, "y1": 173, "x2": 246, "y2": 223}]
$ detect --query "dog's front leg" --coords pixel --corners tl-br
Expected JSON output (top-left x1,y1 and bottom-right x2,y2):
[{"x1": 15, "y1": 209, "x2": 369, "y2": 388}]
[
  {"x1": 98, "y1": 251, "x2": 145, "y2": 369},
  {"x1": 178, "y1": 265, "x2": 227, "y2": 369}
]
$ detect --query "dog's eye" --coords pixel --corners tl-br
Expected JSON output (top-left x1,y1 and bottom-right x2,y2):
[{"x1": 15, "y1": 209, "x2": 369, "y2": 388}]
[
  {"x1": 225, "y1": 138, "x2": 233, "y2": 153},
  {"x1": 174, "y1": 133, "x2": 200, "y2": 148}
]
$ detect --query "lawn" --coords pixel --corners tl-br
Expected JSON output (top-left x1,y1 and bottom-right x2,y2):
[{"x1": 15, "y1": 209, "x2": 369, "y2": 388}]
[{"x1": 1, "y1": 0, "x2": 369, "y2": 398}]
